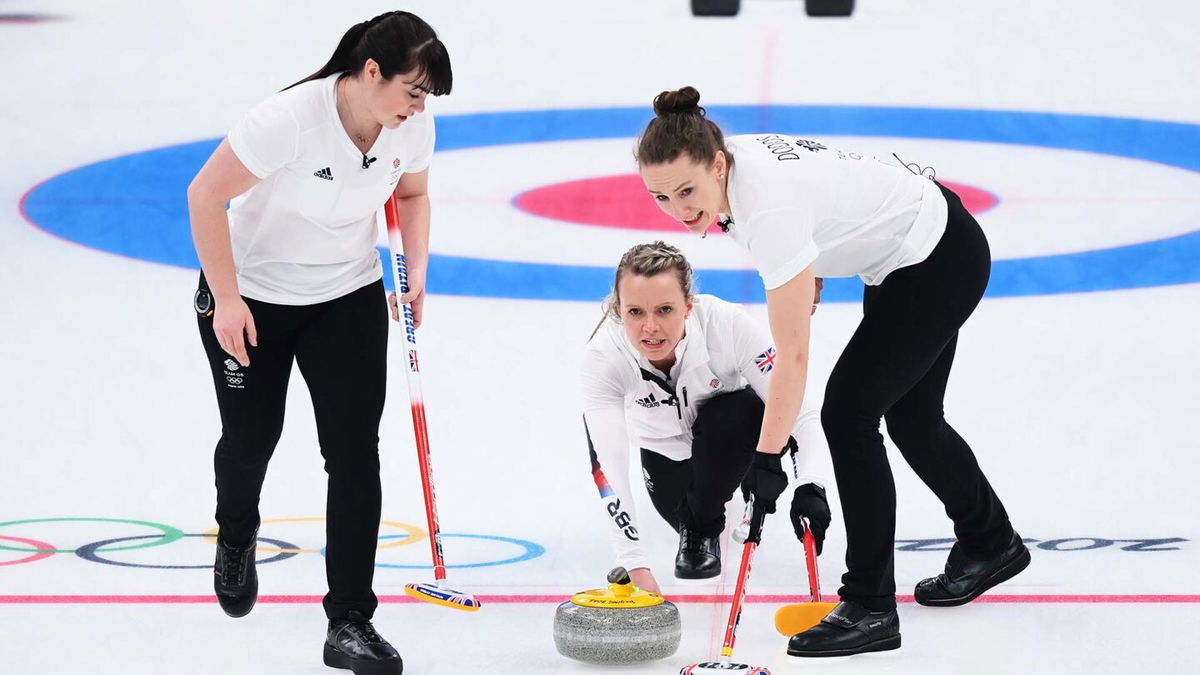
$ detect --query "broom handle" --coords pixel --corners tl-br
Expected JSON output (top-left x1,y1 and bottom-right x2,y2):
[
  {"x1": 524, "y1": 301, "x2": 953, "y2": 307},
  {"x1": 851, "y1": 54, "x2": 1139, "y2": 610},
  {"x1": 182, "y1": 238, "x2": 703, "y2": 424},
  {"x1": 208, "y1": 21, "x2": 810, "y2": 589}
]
[
  {"x1": 719, "y1": 504, "x2": 765, "y2": 660},
  {"x1": 383, "y1": 195, "x2": 447, "y2": 583},
  {"x1": 803, "y1": 520, "x2": 821, "y2": 603},
  {"x1": 719, "y1": 539, "x2": 757, "y2": 660}
]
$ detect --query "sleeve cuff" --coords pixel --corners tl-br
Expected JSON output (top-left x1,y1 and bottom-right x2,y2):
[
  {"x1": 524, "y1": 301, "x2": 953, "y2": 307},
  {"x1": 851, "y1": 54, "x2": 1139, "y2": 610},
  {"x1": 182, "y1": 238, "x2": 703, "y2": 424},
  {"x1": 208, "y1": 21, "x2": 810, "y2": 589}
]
[
  {"x1": 791, "y1": 474, "x2": 827, "y2": 490},
  {"x1": 614, "y1": 550, "x2": 651, "y2": 571},
  {"x1": 760, "y1": 241, "x2": 819, "y2": 290},
  {"x1": 227, "y1": 131, "x2": 272, "y2": 179}
]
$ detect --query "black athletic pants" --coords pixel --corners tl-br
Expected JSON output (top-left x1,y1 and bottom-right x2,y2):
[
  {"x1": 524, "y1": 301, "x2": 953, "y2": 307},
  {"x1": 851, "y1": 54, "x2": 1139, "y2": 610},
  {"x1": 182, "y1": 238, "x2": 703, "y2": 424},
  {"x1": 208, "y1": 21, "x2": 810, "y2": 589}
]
[
  {"x1": 640, "y1": 388, "x2": 762, "y2": 536},
  {"x1": 823, "y1": 184, "x2": 1015, "y2": 611},
  {"x1": 196, "y1": 275, "x2": 388, "y2": 620}
]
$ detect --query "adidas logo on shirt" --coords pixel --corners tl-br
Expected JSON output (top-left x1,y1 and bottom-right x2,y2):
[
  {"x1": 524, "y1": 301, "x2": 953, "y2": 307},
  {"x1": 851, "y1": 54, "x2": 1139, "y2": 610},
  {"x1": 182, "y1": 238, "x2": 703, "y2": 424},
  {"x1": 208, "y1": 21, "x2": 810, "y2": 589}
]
[
  {"x1": 634, "y1": 392, "x2": 678, "y2": 409},
  {"x1": 313, "y1": 167, "x2": 333, "y2": 181},
  {"x1": 635, "y1": 393, "x2": 660, "y2": 409}
]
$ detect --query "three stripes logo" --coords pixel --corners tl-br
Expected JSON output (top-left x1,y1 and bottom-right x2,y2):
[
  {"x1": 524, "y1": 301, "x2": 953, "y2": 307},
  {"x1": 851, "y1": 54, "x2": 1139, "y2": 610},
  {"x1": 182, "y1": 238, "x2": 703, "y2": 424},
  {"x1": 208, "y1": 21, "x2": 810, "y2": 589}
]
[
  {"x1": 313, "y1": 167, "x2": 333, "y2": 181},
  {"x1": 635, "y1": 392, "x2": 661, "y2": 409},
  {"x1": 634, "y1": 392, "x2": 678, "y2": 409}
]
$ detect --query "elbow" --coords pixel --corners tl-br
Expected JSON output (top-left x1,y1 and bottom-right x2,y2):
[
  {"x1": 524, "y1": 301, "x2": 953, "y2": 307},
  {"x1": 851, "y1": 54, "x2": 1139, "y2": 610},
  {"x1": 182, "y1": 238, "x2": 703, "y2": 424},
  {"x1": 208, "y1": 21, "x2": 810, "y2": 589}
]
[
  {"x1": 395, "y1": 192, "x2": 430, "y2": 205},
  {"x1": 186, "y1": 179, "x2": 226, "y2": 219},
  {"x1": 186, "y1": 178, "x2": 207, "y2": 210}
]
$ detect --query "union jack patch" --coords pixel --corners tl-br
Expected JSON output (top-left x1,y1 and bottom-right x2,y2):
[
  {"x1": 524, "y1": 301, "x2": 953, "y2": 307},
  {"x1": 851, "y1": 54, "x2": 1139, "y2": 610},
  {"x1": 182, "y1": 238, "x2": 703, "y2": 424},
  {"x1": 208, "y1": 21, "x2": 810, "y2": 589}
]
[
  {"x1": 408, "y1": 351, "x2": 420, "y2": 372},
  {"x1": 755, "y1": 347, "x2": 777, "y2": 374}
]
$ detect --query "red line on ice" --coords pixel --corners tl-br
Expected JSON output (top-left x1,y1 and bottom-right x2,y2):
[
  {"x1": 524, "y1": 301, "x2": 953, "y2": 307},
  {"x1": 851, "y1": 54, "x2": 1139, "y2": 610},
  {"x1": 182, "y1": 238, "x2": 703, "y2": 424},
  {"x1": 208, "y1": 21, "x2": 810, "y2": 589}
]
[{"x1": 1, "y1": 594, "x2": 1198, "y2": 604}]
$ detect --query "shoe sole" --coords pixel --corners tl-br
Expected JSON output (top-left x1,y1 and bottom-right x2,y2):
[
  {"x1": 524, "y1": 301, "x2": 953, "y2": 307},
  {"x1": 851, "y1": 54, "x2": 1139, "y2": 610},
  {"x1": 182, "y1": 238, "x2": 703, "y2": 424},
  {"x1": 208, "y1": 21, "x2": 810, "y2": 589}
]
[
  {"x1": 674, "y1": 567, "x2": 722, "y2": 580},
  {"x1": 323, "y1": 644, "x2": 403, "y2": 674},
  {"x1": 787, "y1": 633, "x2": 902, "y2": 657},
  {"x1": 916, "y1": 547, "x2": 1032, "y2": 607}
]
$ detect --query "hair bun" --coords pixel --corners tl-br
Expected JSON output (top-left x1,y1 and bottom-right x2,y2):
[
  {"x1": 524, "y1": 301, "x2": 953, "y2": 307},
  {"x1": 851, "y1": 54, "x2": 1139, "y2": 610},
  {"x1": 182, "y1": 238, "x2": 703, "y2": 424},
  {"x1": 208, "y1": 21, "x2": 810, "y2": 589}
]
[{"x1": 653, "y1": 87, "x2": 703, "y2": 117}]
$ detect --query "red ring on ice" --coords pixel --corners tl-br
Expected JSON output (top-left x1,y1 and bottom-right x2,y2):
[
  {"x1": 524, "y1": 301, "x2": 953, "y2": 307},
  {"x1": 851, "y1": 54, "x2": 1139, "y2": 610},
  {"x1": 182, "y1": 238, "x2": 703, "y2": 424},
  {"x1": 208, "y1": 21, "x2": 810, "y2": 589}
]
[
  {"x1": 0, "y1": 536, "x2": 56, "y2": 566},
  {"x1": 513, "y1": 174, "x2": 998, "y2": 232}
]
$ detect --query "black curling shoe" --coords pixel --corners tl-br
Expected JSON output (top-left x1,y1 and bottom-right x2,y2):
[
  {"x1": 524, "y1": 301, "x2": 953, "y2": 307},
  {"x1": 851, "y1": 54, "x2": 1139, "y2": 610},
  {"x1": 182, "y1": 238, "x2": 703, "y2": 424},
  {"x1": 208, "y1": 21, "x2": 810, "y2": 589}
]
[
  {"x1": 213, "y1": 531, "x2": 258, "y2": 618},
  {"x1": 914, "y1": 531, "x2": 1031, "y2": 607},
  {"x1": 674, "y1": 525, "x2": 721, "y2": 579},
  {"x1": 787, "y1": 601, "x2": 901, "y2": 657},
  {"x1": 324, "y1": 611, "x2": 403, "y2": 675}
]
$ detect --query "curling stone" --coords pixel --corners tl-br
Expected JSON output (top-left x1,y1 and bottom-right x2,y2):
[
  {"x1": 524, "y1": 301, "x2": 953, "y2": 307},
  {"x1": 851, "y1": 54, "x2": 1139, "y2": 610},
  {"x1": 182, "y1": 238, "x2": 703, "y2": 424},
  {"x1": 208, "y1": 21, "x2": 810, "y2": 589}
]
[
  {"x1": 691, "y1": 0, "x2": 740, "y2": 17},
  {"x1": 553, "y1": 567, "x2": 681, "y2": 664}
]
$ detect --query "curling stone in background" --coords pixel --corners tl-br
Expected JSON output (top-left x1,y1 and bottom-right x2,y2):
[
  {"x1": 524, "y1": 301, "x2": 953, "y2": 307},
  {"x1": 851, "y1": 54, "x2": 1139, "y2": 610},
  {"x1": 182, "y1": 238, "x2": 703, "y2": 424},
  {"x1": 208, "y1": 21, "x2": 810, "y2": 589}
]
[
  {"x1": 806, "y1": 0, "x2": 855, "y2": 17},
  {"x1": 553, "y1": 567, "x2": 681, "y2": 664},
  {"x1": 691, "y1": 0, "x2": 740, "y2": 17}
]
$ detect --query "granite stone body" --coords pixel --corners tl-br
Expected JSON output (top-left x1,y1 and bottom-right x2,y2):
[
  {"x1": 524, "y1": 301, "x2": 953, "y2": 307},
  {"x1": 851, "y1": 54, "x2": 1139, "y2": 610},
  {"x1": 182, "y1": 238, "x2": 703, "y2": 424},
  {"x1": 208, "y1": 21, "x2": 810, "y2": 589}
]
[{"x1": 552, "y1": 599, "x2": 682, "y2": 664}]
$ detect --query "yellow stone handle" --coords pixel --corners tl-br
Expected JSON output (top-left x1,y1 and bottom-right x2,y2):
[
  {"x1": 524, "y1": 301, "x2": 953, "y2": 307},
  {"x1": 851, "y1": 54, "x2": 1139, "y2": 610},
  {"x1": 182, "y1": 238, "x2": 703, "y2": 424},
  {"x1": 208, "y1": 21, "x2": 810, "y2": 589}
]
[{"x1": 607, "y1": 566, "x2": 634, "y2": 596}]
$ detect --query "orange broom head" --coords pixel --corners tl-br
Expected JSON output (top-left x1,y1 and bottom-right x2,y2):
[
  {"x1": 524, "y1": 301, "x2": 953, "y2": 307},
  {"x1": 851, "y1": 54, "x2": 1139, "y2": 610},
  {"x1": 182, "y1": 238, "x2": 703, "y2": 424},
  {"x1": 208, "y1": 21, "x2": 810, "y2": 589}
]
[
  {"x1": 404, "y1": 582, "x2": 481, "y2": 612},
  {"x1": 774, "y1": 601, "x2": 839, "y2": 636}
]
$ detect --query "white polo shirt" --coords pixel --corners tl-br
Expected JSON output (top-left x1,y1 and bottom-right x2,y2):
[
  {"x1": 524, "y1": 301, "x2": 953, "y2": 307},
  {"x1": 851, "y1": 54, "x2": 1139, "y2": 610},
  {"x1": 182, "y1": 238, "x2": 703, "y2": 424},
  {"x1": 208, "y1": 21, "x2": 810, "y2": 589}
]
[
  {"x1": 722, "y1": 134, "x2": 948, "y2": 290},
  {"x1": 580, "y1": 294, "x2": 826, "y2": 570},
  {"x1": 226, "y1": 73, "x2": 435, "y2": 305}
]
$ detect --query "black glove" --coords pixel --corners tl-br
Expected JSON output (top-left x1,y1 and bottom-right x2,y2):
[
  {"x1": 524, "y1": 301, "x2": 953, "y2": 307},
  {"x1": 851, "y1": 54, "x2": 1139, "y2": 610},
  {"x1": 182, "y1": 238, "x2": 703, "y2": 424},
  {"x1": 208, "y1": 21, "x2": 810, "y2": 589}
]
[
  {"x1": 790, "y1": 483, "x2": 831, "y2": 555},
  {"x1": 743, "y1": 451, "x2": 789, "y2": 514}
]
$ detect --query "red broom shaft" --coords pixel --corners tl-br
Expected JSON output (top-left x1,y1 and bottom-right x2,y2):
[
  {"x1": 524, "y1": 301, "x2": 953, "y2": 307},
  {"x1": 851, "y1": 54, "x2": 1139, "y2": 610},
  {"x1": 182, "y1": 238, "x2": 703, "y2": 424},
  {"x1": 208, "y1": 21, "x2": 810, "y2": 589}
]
[
  {"x1": 720, "y1": 540, "x2": 757, "y2": 657},
  {"x1": 803, "y1": 527, "x2": 821, "y2": 602},
  {"x1": 410, "y1": 402, "x2": 445, "y2": 579}
]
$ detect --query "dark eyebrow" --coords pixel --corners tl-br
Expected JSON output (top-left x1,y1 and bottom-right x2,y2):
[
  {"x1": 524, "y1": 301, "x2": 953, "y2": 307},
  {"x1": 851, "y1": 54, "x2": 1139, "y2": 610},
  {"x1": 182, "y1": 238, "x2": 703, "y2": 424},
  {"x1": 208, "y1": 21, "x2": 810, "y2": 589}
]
[{"x1": 648, "y1": 182, "x2": 691, "y2": 195}]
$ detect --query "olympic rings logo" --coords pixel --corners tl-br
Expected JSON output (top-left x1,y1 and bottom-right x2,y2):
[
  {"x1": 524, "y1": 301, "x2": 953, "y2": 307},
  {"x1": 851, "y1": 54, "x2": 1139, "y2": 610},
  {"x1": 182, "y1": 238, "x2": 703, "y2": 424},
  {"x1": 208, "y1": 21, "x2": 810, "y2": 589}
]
[{"x1": 0, "y1": 517, "x2": 545, "y2": 570}]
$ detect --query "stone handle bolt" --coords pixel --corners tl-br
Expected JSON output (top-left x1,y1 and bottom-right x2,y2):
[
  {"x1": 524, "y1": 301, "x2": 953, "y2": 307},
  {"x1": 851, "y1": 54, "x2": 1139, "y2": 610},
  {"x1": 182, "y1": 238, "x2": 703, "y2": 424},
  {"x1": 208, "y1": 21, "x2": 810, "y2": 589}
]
[{"x1": 607, "y1": 566, "x2": 631, "y2": 585}]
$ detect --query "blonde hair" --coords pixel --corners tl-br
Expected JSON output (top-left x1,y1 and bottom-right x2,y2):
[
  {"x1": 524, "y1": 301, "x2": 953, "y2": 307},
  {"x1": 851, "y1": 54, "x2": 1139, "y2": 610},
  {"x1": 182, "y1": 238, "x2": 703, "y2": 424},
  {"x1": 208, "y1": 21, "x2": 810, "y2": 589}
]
[{"x1": 590, "y1": 241, "x2": 695, "y2": 339}]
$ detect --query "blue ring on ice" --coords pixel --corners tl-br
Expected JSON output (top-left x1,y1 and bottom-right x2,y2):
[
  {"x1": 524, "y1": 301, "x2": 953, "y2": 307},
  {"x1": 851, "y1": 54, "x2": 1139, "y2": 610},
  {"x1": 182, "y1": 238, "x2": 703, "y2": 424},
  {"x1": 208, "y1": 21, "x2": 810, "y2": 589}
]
[
  {"x1": 20, "y1": 105, "x2": 1200, "y2": 302},
  {"x1": 321, "y1": 533, "x2": 545, "y2": 570}
]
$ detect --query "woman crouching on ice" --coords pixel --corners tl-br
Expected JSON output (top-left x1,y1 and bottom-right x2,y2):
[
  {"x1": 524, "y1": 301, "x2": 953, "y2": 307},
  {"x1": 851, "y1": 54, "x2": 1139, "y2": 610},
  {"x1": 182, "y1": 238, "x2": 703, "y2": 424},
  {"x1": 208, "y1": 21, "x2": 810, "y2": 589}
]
[{"x1": 580, "y1": 241, "x2": 831, "y2": 594}]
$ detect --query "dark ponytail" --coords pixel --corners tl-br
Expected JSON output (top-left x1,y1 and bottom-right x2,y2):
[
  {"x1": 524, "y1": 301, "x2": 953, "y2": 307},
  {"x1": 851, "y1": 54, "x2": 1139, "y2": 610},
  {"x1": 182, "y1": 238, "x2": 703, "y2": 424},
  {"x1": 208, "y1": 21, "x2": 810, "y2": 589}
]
[
  {"x1": 636, "y1": 86, "x2": 731, "y2": 168},
  {"x1": 284, "y1": 11, "x2": 452, "y2": 95}
]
